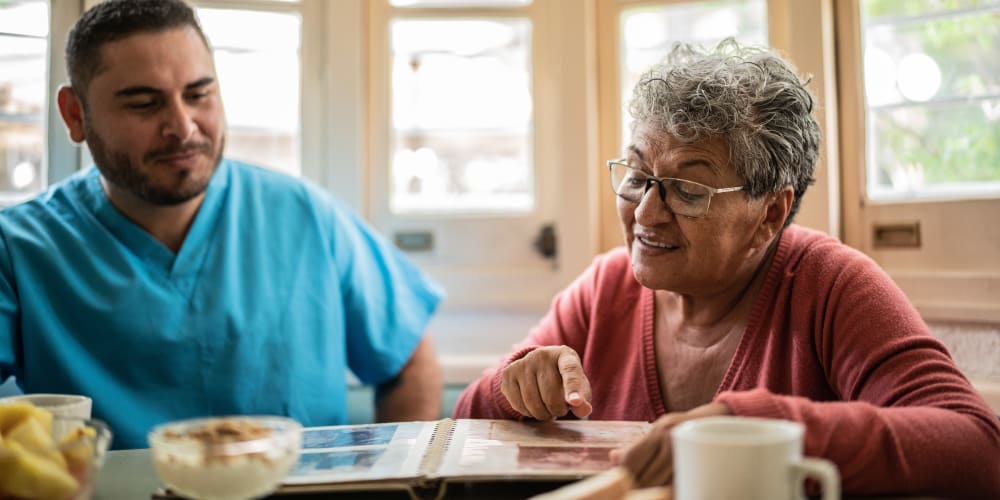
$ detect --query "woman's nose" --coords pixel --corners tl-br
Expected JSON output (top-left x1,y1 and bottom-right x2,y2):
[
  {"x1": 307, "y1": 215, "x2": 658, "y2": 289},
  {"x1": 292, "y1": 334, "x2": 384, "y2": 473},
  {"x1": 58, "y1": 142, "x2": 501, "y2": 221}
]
[{"x1": 634, "y1": 180, "x2": 675, "y2": 225}]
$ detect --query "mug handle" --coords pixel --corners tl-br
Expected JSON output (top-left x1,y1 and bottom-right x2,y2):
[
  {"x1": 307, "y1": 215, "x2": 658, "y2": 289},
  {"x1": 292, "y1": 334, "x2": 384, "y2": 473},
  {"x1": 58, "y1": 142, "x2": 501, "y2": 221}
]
[{"x1": 793, "y1": 458, "x2": 840, "y2": 500}]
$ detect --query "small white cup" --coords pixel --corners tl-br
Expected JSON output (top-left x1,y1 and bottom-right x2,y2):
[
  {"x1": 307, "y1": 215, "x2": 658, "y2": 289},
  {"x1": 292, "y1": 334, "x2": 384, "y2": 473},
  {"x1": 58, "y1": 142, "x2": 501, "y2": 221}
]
[
  {"x1": 0, "y1": 393, "x2": 93, "y2": 438},
  {"x1": 671, "y1": 416, "x2": 839, "y2": 500}
]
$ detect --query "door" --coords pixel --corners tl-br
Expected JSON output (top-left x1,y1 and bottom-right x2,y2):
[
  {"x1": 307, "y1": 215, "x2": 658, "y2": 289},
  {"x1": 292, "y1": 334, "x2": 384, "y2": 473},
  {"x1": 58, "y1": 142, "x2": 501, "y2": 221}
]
[{"x1": 368, "y1": 0, "x2": 598, "y2": 311}]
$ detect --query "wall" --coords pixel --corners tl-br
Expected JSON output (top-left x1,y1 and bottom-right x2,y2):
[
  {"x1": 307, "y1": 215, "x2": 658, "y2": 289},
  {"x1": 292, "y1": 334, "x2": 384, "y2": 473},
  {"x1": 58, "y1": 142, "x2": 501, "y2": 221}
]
[{"x1": 930, "y1": 322, "x2": 1000, "y2": 412}]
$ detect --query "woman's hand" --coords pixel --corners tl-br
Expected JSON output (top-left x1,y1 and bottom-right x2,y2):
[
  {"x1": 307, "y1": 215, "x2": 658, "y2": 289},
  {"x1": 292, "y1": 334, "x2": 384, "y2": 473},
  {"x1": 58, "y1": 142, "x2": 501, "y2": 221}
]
[
  {"x1": 500, "y1": 345, "x2": 593, "y2": 420},
  {"x1": 611, "y1": 402, "x2": 731, "y2": 487}
]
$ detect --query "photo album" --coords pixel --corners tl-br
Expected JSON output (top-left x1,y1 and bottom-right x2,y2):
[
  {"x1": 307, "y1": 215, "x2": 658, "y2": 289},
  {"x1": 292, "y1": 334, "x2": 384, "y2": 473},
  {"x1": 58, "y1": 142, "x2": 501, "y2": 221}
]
[{"x1": 182, "y1": 418, "x2": 650, "y2": 498}]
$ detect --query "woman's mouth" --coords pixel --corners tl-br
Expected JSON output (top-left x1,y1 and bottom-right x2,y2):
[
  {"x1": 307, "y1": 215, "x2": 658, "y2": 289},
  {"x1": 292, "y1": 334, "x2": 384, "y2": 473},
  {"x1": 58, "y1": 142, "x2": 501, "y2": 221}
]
[{"x1": 636, "y1": 235, "x2": 678, "y2": 250}]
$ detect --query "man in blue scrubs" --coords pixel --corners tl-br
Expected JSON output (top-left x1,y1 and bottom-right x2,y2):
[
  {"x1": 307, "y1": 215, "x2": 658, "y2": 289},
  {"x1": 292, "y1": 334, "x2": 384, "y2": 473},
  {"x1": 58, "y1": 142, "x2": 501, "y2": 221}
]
[{"x1": 0, "y1": 0, "x2": 444, "y2": 449}]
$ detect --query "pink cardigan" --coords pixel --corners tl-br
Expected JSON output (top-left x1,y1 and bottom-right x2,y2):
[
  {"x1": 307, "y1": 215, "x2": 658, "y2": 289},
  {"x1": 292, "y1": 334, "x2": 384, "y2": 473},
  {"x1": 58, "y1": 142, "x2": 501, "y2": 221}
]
[{"x1": 453, "y1": 224, "x2": 1000, "y2": 497}]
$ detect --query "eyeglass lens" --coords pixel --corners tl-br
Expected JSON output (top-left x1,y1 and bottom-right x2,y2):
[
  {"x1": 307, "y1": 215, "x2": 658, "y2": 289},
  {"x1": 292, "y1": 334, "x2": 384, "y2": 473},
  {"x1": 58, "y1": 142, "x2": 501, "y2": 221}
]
[{"x1": 610, "y1": 163, "x2": 711, "y2": 217}]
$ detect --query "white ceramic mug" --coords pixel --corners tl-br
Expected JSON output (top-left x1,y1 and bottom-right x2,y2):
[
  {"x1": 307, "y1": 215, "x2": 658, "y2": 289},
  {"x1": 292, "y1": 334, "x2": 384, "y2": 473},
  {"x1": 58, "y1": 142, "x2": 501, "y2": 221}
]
[
  {"x1": 0, "y1": 393, "x2": 93, "y2": 438},
  {"x1": 671, "y1": 416, "x2": 839, "y2": 500}
]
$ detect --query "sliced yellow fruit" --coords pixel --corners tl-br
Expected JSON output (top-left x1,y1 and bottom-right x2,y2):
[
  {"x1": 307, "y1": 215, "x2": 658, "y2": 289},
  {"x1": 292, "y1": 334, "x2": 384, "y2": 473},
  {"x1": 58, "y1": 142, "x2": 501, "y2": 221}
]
[
  {"x1": 0, "y1": 440, "x2": 79, "y2": 499},
  {"x1": 0, "y1": 402, "x2": 53, "y2": 434},
  {"x1": 59, "y1": 425, "x2": 97, "y2": 475},
  {"x1": 6, "y1": 416, "x2": 67, "y2": 469}
]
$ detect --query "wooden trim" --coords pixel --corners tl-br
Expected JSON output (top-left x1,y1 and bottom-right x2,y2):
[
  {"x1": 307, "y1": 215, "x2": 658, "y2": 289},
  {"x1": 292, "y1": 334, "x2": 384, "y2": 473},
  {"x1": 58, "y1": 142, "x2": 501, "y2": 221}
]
[
  {"x1": 889, "y1": 270, "x2": 1000, "y2": 323},
  {"x1": 595, "y1": 0, "x2": 623, "y2": 252},
  {"x1": 768, "y1": 0, "x2": 840, "y2": 237},
  {"x1": 834, "y1": 0, "x2": 866, "y2": 249}
]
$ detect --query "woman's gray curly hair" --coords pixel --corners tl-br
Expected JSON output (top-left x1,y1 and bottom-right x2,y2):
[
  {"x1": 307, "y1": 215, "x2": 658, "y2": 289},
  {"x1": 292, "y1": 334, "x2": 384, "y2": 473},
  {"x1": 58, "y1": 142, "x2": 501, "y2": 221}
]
[{"x1": 628, "y1": 38, "x2": 820, "y2": 226}]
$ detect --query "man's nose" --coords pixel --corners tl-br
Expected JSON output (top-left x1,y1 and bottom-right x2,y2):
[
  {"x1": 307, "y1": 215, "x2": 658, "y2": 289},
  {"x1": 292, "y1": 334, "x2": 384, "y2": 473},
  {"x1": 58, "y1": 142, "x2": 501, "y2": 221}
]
[{"x1": 161, "y1": 99, "x2": 196, "y2": 142}]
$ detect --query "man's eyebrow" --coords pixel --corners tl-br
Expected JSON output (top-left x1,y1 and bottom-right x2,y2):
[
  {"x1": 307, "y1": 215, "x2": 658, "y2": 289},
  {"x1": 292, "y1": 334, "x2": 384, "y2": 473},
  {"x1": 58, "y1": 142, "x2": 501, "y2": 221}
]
[
  {"x1": 113, "y1": 78, "x2": 215, "y2": 98},
  {"x1": 114, "y1": 86, "x2": 161, "y2": 98},
  {"x1": 186, "y1": 77, "x2": 215, "y2": 89}
]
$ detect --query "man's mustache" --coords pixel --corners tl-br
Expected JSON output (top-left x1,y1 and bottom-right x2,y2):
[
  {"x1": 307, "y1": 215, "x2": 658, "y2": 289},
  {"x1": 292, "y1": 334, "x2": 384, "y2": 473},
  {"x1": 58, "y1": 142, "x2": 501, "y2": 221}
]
[{"x1": 145, "y1": 142, "x2": 213, "y2": 162}]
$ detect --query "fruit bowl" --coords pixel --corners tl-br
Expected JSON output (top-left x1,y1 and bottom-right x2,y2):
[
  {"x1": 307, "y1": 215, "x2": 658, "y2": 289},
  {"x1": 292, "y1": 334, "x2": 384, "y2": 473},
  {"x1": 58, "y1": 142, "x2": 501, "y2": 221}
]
[
  {"x1": 0, "y1": 409, "x2": 112, "y2": 500},
  {"x1": 148, "y1": 415, "x2": 302, "y2": 500}
]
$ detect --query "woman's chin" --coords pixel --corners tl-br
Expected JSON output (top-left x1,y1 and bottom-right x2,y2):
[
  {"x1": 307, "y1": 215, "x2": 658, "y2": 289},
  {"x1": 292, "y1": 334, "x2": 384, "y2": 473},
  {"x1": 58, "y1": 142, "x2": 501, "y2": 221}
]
[{"x1": 630, "y1": 264, "x2": 679, "y2": 291}]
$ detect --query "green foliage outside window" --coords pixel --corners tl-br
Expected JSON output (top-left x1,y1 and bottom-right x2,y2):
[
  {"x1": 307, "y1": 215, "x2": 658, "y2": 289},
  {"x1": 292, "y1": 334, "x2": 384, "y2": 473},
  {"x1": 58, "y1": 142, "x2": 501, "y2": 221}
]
[{"x1": 861, "y1": 0, "x2": 1000, "y2": 193}]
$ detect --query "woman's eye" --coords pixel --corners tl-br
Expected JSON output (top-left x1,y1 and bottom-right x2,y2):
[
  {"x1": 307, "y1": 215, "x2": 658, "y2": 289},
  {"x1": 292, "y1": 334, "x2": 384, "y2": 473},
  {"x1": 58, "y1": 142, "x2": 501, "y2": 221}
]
[
  {"x1": 625, "y1": 175, "x2": 646, "y2": 187},
  {"x1": 672, "y1": 183, "x2": 707, "y2": 201}
]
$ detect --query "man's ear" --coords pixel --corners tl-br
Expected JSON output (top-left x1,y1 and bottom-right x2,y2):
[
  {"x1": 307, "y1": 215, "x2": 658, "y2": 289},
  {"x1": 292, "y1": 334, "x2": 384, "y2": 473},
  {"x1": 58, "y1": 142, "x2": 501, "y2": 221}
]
[
  {"x1": 751, "y1": 186, "x2": 794, "y2": 249},
  {"x1": 56, "y1": 85, "x2": 86, "y2": 143}
]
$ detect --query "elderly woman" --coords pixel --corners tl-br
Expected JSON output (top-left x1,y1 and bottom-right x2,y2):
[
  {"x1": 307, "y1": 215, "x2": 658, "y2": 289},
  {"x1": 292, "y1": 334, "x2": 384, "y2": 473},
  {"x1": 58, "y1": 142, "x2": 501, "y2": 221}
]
[{"x1": 452, "y1": 39, "x2": 1000, "y2": 497}]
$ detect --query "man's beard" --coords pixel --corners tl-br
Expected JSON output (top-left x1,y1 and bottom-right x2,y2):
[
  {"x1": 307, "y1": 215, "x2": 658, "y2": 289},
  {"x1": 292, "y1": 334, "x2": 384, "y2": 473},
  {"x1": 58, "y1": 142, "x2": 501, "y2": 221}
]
[{"x1": 84, "y1": 119, "x2": 223, "y2": 206}]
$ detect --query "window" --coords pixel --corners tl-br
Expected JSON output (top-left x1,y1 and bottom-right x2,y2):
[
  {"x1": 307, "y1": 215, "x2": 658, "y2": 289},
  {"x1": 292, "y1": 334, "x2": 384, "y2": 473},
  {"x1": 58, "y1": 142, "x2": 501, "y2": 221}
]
[
  {"x1": 837, "y1": 0, "x2": 1000, "y2": 321},
  {"x1": 389, "y1": 17, "x2": 534, "y2": 214},
  {"x1": 859, "y1": 0, "x2": 1000, "y2": 201},
  {"x1": 194, "y1": 3, "x2": 302, "y2": 177},
  {"x1": 0, "y1": 0, "x2": 48, "y2": 205},
  {"x1": 367, "y1": 0, "x2": 600, "y2": 380},
  {"x1": 368, "y1": 0, "x2": 595, "y2": 314},
  {"x1": 596, "y1": 0, "x2": 771, "y2": 250},
  {"x1": 75, "y1": 1, "x2": 304, "y2": 179},
  {"x1": 617, "y1": 0, "x2": 768, "y2": 152}
]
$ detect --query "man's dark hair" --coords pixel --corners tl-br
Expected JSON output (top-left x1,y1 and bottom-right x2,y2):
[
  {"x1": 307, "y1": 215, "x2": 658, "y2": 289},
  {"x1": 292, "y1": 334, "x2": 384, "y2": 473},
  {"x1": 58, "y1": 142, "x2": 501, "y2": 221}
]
[{"x1": 65, "y1": 0, "x2": 210, "y2": 104}]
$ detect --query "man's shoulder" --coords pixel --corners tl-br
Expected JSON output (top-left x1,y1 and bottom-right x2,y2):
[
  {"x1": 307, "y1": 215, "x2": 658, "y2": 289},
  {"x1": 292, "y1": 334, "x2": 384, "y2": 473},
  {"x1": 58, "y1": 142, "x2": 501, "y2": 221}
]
[
  {"x1": 0, "y1": 168, "x2": 97, "y2": 227},
  {"x1": 221, "y1": 159, "x2": 360, "y2": 225},
  {"x1": 224, "y1": 159, "x2": 339, "y2": 203},
  {"x1": 224, "y1": 159, "x2": 304, "y2": 190}
]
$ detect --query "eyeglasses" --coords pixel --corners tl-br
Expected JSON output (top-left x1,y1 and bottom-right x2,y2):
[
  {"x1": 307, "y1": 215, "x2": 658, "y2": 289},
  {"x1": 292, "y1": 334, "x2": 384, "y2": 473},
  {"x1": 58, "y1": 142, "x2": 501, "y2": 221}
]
[{"x1": 607, "y1": 158, "x2": 745, "y2": 218}]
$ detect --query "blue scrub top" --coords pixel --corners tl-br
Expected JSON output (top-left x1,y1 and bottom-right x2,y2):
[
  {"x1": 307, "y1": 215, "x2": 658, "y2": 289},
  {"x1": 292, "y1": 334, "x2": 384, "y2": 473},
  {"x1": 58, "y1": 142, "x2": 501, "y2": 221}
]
[{"x1": 0, "y1": 159, "x2": 443, "y2": 449}]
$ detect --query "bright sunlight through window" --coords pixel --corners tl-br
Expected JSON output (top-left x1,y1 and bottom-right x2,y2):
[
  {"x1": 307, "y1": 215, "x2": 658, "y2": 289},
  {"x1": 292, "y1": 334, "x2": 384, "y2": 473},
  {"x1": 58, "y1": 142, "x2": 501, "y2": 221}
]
[
  {"x1": 861, "y1": 0, "x2": 1000, "y2": 200},
  {"x1": 618, "y1": 0, "x2": 767, "y2": 150},
  {"x1": 196, "y1": 7, "x2": 302, "y2": 177},
  {"x1": 389, "y1": 18, "x2": 534, "y2": 214},
  {"x1": 0, "y1": 0, "x2": 48, "y2": 205}
]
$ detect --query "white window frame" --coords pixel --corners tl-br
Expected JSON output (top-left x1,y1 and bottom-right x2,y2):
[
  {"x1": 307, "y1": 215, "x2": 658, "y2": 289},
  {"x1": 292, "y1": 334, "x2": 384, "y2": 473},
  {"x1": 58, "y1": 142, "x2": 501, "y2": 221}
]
[
  {"x1": 43, "y1": 0, "x2": 83, "y2": 186},
  {"x1": 835, "y1": 0, "x2": 1000, "y2": 323}
]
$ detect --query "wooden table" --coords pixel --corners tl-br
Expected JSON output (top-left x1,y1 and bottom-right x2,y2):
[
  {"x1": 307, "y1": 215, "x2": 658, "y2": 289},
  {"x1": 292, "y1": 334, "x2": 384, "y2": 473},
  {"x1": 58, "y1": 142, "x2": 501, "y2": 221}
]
[
  {"x1": 93, "y1": 448, "x2": 941, "y2": 500},
  {"x1": 94, "y1": 449, "x2": 573, "y2": 500}
]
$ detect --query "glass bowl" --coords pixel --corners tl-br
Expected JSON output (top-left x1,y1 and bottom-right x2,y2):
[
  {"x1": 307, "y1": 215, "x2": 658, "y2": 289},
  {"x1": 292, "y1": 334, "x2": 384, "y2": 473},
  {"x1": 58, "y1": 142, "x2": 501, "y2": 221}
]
[
  {"x1": 148, "y1": 415, "x2": 302, "y2": 500},
  {"x1": 0, "y1": 415, "x2": 112, "y2": 500}
]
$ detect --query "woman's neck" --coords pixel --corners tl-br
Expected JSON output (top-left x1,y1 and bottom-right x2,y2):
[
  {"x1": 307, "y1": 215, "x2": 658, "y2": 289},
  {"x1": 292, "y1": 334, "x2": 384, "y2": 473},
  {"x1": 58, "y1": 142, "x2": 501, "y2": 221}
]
[{"x1": 657, "y1": 234, "x2": 781, "y2": 345}]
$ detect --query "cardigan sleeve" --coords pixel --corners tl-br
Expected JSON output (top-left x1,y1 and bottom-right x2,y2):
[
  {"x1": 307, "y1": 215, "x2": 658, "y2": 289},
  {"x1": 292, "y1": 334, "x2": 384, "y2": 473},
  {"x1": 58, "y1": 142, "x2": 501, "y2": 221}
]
[
  {"x1": 716, "y1": 241, "x2": 1000, "y2": 498},
  {"x1": 451, "y1": 253, "x2": 605, "y2": 419}
]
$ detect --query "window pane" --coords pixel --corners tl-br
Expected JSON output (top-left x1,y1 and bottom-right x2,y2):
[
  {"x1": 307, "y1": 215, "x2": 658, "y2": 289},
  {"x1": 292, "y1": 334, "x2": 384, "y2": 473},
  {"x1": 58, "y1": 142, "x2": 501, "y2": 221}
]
[
  {"x1": 390, "y1": 0, "x2": 530, "y2": 7},
  {"x1": 619, "y1": 1, "x2": 767, "y2": 147},
  {"x1": 196, "y1": 8, "x2": 301, "y2": 177},
  {"x1": 390, "y1": 19, "x2": 533, "y2": 214},
  {"x1": 0, "y1": 0, "x2": 48, "y2": 204},
  {"x1": 863, "y1": 0, "x2": 997, "y2": 21},
  {"x1": 861, "y1": 0, "x2": 1000, "y2": 199}
]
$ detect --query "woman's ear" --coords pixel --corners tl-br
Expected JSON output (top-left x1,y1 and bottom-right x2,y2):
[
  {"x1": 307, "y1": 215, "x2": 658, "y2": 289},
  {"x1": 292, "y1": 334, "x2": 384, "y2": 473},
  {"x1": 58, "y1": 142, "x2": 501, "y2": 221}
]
[
  {"x1": 751, "y1": 186, "x2": 794, "y2": 249},
  {"x1": 56, "y1": 86, "x2": 87, "y2": 144}
]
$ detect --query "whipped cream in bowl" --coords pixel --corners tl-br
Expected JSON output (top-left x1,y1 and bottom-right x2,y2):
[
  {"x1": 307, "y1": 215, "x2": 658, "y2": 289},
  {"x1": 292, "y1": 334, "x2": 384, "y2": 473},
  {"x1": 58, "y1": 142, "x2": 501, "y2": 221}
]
[{"x1": 148, "y1": 415, "x2": 302, "y2": 500}]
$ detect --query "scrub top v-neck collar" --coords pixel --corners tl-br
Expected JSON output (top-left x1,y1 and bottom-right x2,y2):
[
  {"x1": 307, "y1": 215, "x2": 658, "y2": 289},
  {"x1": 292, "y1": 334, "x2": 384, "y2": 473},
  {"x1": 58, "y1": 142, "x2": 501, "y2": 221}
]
[{"x1": 82, "y1": 162, "x2": 230, "y2": 283}]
